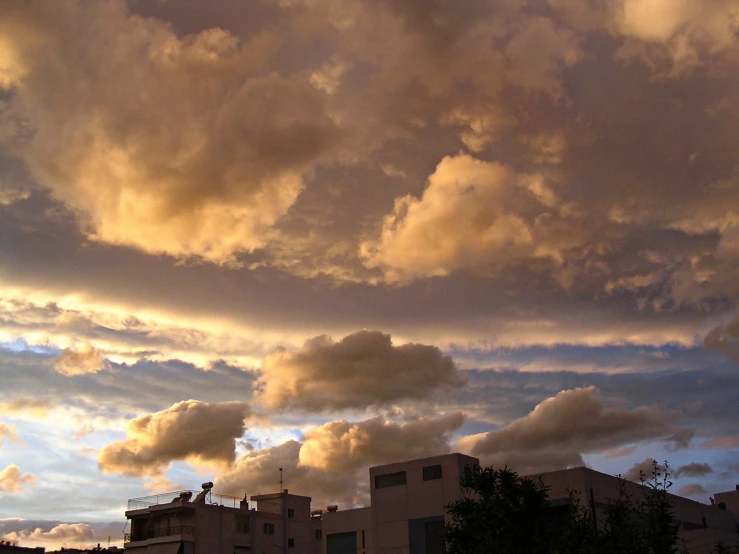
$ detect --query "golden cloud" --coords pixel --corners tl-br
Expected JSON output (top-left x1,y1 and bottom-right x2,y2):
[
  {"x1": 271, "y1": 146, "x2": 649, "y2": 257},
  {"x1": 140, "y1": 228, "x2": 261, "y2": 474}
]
[
  {"x1": 256, "y1": 330, "x2": 467, "y2": 411},
  {"x1": 298, "y1": 413, "x2": 465, "y2": 472},
  {"x1": 456, "y1": 387, "x2": 685, "y2": 473},
  {"x1": 0, "y1": 464, "x2": 36, "y2": 497},
  {"x1": 1, "y1": 1, "x2": 341, "y2": 264},
  {"x1": 98, "y1": 400, "x2": 250, "y2": 477},
  {"x1": 53, "y1": 345, "x2": 105, "y2": 377}
]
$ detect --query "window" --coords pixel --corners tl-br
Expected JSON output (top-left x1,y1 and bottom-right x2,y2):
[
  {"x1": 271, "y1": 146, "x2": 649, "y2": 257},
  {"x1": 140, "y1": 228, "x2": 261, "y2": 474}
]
[
  {"x1": 236, "y1": 515, "x2": 249, "y2": 534},
  {"x1": 263, "y1": 523, "x2": 275, "y2": 535},
  {"x1": 425, "y1": 520, "x2": 445, "y2": 554},
  {"x1": 423, "y1": 465, "x2": 443, "y2": 481},
  {"x1": 315, "y1": 530, "x2": 322, "y2": 539},
  {"x1": 288, "y1": 538, "x2": 295, "y2": 548},
  {"x1": 287, "y1": 508, "x2": 294, "y2": 518},
  {"x1": 375, "y1": 471, "x2": 407, "y2": 489}
]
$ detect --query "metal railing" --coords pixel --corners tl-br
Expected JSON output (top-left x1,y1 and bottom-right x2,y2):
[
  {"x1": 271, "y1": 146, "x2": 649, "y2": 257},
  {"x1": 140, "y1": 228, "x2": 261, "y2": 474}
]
[
  {"x1": 128, "y1": 490, "x2": 246, "y2": 510},
  {"x1": 124, "y1": 525, "x2": 195, "y2": 543}
]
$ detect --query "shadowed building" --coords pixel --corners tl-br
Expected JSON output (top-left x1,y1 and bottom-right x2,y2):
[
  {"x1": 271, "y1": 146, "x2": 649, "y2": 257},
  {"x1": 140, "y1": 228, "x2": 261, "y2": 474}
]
[
  {"x1": 322, "y1": 454, "x2": 739, "y2": 554},
  {"x1": 124, "y1": 483, "x2": 322, "y2": 554}
]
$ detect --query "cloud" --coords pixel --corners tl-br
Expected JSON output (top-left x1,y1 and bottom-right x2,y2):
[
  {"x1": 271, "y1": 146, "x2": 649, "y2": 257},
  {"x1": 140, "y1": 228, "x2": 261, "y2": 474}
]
[
  {"x1": 361, "y1": 154, "x2": 580, "y2": 282},
  {"x1": 98, "y1": 400, "x2": 250, "y2": 477},
  {"x1": 256, "y1": 330, "x2": 466, "y2": 411},
  {"x1": 679, "y1": 483, "x2": 708, "y2": 497},
  {"x1": 53, "y1": 345, "x2": 105, "y2": 376},
  {"x1": 456, "y1": 387, "x2": 683, "y2": 474},
  {"x1": 217, "y1": 413, "x2": 464, "y2": 507},
  {"x1": 0, "y1": 519, "x2": 124, "y2": 550},
  {"x1": 674, "y1": 462, "x2": 712, "y2": 478},
  {"x1": 0, "y1": 424, "x2": 18, "y2": 448},
  {"x1": 1, "y1": 523, "x2": 95, "y2": 549},
  {"x1": 703, "y1": 435, "x2": 739, "y2": 449},
  {"x1": 216, "y1": 440, "x2": 365, "y2": 508},
  {"x1": 0, "y1": 398, "x2": 51, "y2": 418},
  {"x1": 1, "y1": 0, "x2": 342, "y2": 264},
  {"x1": 623, "y1": 458, "x2": 663, "y2": 482},
  {"x1": 0, "y1": 464, "x2": 36, "y2": 497},
  {"x1": 704, "y1": 314, "x2": 739, "y2": 364},
  {"x1": 298, "y1": 413, "x2": 465, "y2": 472}
]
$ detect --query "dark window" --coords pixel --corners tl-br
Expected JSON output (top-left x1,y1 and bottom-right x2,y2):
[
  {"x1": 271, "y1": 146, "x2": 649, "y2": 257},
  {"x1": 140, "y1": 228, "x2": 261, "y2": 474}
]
[
  {"x1": 263, "y1": 523, "x2": 275, "y2": 535},
  {"x1": 423, "y1": 465, "x2": 443, "y2": 481},
  {"x1": 236, "y1": 515, "x2": 249, "y2": 534},
  {"x1": 361, "y1": 530, "x2": 365, "y2": 548},
  {"x1": 327, "y1": 531, "x2": 357, "y2": 554},
  {"x1": 425, "y1": 520, "x2": 445, "y2": 554},
  {"x1": 288, "y1": 538, "x2": 295, "y2": 548},
  {"x1": 288, "y1": 508, "x2": 294, "y2": 518},
  {"x1": 316, "y1": 529, "x2": 322, "y2": 539},
  {"x1": 375, "y1": 471, "x2": 407, "y2": 489}
]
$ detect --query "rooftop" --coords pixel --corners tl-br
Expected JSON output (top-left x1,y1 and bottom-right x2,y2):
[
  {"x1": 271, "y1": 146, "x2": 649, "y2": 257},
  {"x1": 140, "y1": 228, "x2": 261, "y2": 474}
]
[{"x1": 127, "y1": 489, "x2": 246, "y2": 511}]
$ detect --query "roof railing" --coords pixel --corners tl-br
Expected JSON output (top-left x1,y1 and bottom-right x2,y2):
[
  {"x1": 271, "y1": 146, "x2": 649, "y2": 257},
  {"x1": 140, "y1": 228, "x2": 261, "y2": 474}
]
[{"x1": 127, "y1": 490, "x2": 246, "y2": 510}]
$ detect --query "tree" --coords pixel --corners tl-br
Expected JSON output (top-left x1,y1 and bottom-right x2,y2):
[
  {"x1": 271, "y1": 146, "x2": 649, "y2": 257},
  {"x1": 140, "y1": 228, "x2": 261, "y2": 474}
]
[
  {"x1": 445, "y1": 460, "x2": 690, "y2": 554},
  {"x1": 444, "y1": 465, "x2": 594, "y2": 554}
]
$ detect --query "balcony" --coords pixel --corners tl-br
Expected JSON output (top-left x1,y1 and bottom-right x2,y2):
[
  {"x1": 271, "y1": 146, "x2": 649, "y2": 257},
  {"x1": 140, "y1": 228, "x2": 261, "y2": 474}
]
[
  {"x1": 124, "y1": 525, "x2": 195, "y2": 543},
  {"x1": 128, "y1": 490, "x2": 246, "y2": 510}
]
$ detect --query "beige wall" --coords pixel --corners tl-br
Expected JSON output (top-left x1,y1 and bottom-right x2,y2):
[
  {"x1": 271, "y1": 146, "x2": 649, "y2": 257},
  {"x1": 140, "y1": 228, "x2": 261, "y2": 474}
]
[
  {"x1": 368, "y1": 453, "x2": 479, "y2": 554},
  {"x1": 322, "y1": 507, "x2": 373, "y2": 554},
  {"x1": 714, "y1": 489, "x2": 739, "y2": 523},
  {"x1": 537, "y1": 467, "x2": 738, "y2": 543},
  {"x1": 126, "y1": 493, "x2": 321, "y2": 554}
]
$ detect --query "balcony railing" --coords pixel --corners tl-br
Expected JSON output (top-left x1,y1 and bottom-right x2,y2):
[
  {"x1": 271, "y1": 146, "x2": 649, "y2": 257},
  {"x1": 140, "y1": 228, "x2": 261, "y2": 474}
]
[
  {"x1": 128, "y1": 490, "x2": 246, "y2": 510},
  {"x1": 124, "y1": 525, "x2": 195, "y2": 543}
]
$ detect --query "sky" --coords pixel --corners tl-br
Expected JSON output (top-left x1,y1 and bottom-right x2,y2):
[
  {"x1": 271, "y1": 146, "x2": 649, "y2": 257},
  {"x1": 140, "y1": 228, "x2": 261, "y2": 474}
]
[{"x1": 0, "y1": 0, "x2": 738, "y2": 549}]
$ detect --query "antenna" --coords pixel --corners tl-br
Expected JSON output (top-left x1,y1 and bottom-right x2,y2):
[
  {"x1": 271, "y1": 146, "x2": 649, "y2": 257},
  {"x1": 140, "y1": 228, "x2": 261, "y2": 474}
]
[{"x1": 279, "y1": 467, "x2": 283, "y2": 491}]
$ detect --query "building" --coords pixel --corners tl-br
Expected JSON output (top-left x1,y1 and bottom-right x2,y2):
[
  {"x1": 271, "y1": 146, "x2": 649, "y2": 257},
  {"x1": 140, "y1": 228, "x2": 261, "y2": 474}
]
[
  {"x1": 322, "y1": 453, "x2": 739, "y2": 554},
  {"x1": 539, "y1": 467, "x2": 739, "y2": 554},
  {"x1": 323, "y1": 453, "x2": 478, "y2": 554},
  {"x1": 124, "y1": 484, "x2": 322, "y2": 554},
  {"x1": 714, "y1": 486, "x2": 739, "y2": 523},
  {"x1": 0, "y1": 542, "x2": 44, "y2": 553}
]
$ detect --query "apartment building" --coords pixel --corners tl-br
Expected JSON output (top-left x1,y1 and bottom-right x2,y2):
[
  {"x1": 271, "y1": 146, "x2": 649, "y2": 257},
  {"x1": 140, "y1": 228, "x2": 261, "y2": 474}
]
[
  {"x1": 322, "y1": 453, "x2": 739, "y2": 554},
  {"x1": 323, "y1": 453, "x2": 479, "y2": 554},
  {"x1": 540, "y1": 467, "x2": 739, "y2": 554},
  {"x1": 124, "y1": 484, "x2": 322, "y2": 554}
]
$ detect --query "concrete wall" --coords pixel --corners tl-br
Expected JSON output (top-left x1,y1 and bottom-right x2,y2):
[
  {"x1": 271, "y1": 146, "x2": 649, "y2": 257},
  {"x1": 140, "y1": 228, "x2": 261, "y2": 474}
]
[
  {"x1": 715, "y1": 489, "x2": 739, "y2": 523},
  {"x1": 537, "y1": 467, "x2": 739, "y2": 548},
  {"x1": 368, "y1": 453, "x2": 479, "y2": 554},
  {"x1": 322, "y1": 507, "x2": 373, "y2": 554}
]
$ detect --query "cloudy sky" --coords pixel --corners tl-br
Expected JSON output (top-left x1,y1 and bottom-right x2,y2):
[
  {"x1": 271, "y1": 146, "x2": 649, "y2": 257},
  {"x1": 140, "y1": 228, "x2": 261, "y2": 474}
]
[{"x1": 1, "y1": 0, "x2": 738, "y2": 549}]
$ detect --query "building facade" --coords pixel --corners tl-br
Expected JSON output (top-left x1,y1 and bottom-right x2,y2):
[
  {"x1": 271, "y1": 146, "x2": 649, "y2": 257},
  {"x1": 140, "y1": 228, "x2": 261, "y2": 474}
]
[
  {"x1": 124, "y1": 487, "x2": 322, "y2": 554},
  {"x1": 322, "y1": 453, "x2": 739, "y2": 554},
  {"x1": 323, "y1": 453, "x2": 479, "y2": 554}
]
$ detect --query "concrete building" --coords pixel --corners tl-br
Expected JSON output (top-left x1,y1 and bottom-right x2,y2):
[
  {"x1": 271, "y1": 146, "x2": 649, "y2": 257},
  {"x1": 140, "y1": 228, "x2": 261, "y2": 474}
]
[
  {"x1": 124, "y1": 484, "x2": 322, "y2": 554},
  {"x1": 323, "y1": 453, "x2": 478, "y2": 554},
  {"x1": 715, "y1": 486, "x2": 739, "y2": 524},
  {"x1": 539, "y1": 467, "x2": 739, "y2": 554},
  {"x1": 322, "y1": 453, "x2": 739, "y2": 554}
]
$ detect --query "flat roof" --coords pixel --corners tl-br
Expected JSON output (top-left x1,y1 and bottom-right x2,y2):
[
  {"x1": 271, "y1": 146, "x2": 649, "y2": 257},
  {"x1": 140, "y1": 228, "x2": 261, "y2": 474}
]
[{"x1": 251, "y1": 491, "x2": 312, "y2": 501}]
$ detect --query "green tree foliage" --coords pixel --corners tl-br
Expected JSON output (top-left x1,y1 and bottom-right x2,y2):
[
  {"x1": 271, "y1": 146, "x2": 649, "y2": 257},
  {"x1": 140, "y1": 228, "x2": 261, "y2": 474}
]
[{"x1": 445, "y1": 460, "x2": 718, "y2": 554}]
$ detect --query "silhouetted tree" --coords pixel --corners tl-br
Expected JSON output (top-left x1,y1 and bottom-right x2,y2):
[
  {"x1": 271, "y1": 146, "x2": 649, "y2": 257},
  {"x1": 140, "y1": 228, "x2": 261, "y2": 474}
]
[
  {"x1": 445, "y1": 460, "x2": 697, "y2": 554},
  {"x1": 445, "y1": 466, "x2": 595, "y2": 554}
]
